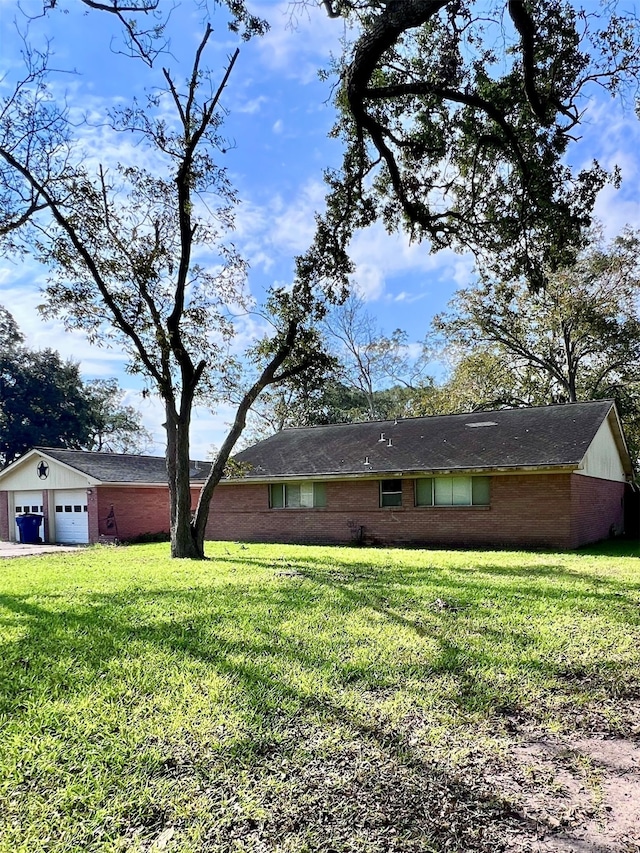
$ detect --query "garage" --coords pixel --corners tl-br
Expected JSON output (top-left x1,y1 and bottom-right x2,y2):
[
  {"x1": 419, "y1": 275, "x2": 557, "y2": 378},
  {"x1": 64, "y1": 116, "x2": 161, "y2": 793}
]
[
  {"x1": 54, "y1": 489, "x2": 89, "y2": 544},
  {"x1": 13, "y1": 490, "x2": 44, "y2": 541},
  {"x1": 0, "y1": 447, "x2": 206, "y2": 545}
]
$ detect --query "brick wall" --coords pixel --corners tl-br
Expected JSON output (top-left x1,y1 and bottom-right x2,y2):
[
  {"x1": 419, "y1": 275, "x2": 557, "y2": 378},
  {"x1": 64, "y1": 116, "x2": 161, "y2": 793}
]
[
  {"x1": 82, "y1": 474, "x2": 628, "y2": 548},
  {"x1": 94, "y1": 486, "x2": 201, "y2": 542},
  {"x1": 570, "y1": 474, "x2": 625, "y2": 548},
  {"x1": 96, "y1": 487, "x2": 172, "y2": 541},
  {"x1": 87, "y1": 489, "x2": 100, "y2": 544},
  {"x1": 205, "y1": 473, "x2": 584, "y2": 549}
]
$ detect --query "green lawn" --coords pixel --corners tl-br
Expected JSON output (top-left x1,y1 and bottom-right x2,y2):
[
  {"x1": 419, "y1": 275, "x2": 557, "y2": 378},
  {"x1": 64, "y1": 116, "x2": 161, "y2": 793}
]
[{"x1": 0, "y1": 541, "x2": 638, "y2": 852}]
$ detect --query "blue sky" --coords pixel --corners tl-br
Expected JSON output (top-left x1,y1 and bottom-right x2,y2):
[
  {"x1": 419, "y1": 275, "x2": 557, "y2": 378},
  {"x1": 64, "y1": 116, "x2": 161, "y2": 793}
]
[{"x1": 1, "y1": 1, "x2": 640, "y2": 458}]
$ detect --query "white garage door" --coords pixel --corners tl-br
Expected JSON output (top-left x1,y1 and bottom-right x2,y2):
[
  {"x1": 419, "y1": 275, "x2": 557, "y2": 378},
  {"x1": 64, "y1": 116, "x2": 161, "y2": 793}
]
[
  {"x1": 14, "y1": 490, "x2": 44, "y2": 541},
  {"x1": 54, "y1": 490, "x2": 89, "y2": 544}
]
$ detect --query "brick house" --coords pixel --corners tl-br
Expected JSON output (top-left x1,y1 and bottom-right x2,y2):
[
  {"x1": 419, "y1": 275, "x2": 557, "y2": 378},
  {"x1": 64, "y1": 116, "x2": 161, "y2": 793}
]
[
  {"x1": 208, "y1": 400, "x2": 635, "y2": 550},
  {"x1": 0, "y1": 400, "x2": 635, "y2": 549},
  {"x1": 0, "y1": 449, "x2": 206, "y2": 545}
]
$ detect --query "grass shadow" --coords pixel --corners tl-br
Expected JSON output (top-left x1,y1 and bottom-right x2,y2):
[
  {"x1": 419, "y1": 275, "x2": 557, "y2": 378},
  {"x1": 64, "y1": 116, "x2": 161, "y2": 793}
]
[{"x1": 1, "y1": 543, "x2": 639, "y2": 851}]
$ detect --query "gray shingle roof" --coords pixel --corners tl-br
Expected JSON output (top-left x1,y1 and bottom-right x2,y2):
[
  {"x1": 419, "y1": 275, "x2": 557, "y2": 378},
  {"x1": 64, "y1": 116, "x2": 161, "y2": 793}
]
[
  {"x1": 233, "y1": 400, "x2": 629, "y2": 479},
  {"x1": 35, "y1": 448, "x2": 209, "y2": 483}
]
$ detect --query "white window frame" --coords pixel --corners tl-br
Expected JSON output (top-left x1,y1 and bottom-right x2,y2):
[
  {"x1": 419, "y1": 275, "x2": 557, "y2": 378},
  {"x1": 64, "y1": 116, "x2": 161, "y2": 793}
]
[
  {"x1": 414, "y1": 476, "x2": 491, "y2": 507},
  {"x1": 380, "y1": 479, "x2": 403, "y2": 508},
  {"x1": 269, "y1": 482, "x2": 326, "y2": 509}
]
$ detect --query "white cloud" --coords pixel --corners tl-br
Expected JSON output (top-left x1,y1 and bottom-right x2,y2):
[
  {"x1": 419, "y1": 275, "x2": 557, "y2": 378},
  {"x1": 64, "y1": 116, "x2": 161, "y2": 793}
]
[
  {"x1": 392, "y1": 291, "x2": 428, "y2": 304},
  {"x1": 272, "y1": 118, "x2": 284, "y2": 134},
  {"x1": 251, "y1": 0, "x2": 346, "y2": 84},
  {"x1": 569, "y1": 96, "x2": 640, "y2": 237},
  {"x1": 236, "y1": 95, "x2": 269, "y2": 114},
  {"x1": 351, "y1": 264, "x2": 385, "y2": 301},
  {"x1": 347, "y1": 222, "x2": 475, "y2": 304},
  {"x1": 0, "y1": 259, "x2": 125, "y2": 372},
  {"x1": 235, "y1": 178, "x2": 326, "y2": 268}
]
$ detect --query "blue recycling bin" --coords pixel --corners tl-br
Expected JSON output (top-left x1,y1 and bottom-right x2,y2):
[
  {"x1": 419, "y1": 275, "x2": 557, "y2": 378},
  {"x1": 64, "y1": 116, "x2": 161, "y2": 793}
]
[{"x1": 16, "y1": 514, "x2": 43, "y2": 544}]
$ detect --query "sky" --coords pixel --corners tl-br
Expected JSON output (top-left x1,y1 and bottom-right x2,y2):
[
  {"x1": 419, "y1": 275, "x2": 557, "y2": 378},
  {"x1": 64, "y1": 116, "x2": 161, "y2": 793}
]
[{"x1": 1, "y1": 0, "x2": 640, "y2": 459}]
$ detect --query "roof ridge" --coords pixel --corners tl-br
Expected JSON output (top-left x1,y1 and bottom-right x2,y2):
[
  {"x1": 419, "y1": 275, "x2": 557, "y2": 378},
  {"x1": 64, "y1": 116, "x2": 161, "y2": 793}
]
[
  {"x1": 277, "y1": 399, "x2": 614, "y2": 433},
  {"x1": 36, "y1": 446, "x2": 167, "y2": 462}
]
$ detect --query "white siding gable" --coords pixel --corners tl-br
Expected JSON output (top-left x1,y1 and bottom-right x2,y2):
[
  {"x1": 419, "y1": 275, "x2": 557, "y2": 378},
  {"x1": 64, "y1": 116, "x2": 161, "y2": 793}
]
[
  {"x1": 0, "y1": 452, "x2": 98, "y2": 490},
  {"x1": 576, "y1": 418, "x2": 626, "y2": 482}
]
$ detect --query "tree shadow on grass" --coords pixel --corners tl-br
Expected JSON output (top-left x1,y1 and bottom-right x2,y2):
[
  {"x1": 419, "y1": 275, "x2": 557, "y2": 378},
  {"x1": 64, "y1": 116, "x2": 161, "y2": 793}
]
[
  {"x1": 0, "y1": 553, "x2": 638, "y2": 851},
  {"x1": 206, "y1": 551, "x2": 640, "y2": 634},
  {"x1": 0, "y1": 584, "x2": 521, "y2": 852},
  {"x1": 209, "y1": 543, "x2": 640, "y2": 592}
]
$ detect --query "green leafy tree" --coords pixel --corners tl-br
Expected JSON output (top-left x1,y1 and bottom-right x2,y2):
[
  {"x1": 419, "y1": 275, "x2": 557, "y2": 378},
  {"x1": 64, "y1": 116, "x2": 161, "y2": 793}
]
[
  {"x1": 407, "y1": 349, "x2": 553, "y2": 416},
  {"x1": 305, "y1": 1, "x2": 640, "y2": 290},
  {"x1": 0, "y1": 5, "x2": 333, "y2": 558},
  {"x1": 82, "y1": 379, "x2": 152, "y2": 454},
  {"x1": 432, "y1": 228, "x2": 640, "y2": 458},
  {"x1": 0, "y1": 308, "x2": 152, "y2": 465},
  {"x1": 435, "y1": 229, "x2": 640, "y2": 402},
  {"x1": 0, "y1": 347, "x2": 92, "y2": 466},
  {"x1": 0, "y1": 305, "x2": 24, "y2": 350}
]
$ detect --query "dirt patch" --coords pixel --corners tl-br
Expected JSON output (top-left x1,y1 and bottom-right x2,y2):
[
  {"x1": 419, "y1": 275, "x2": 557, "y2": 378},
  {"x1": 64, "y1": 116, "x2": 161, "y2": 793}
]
[{"x1": 488, "y1": 705, "x2": 640, "y2": 853}]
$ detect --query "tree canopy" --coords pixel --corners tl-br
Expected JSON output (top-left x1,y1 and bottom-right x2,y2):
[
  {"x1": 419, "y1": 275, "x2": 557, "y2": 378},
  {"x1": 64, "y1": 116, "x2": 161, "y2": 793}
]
[
  {"x1": 303, "y1": 1, "x2": 640, "y2": 290},
  {"x1": 0, "y1": 3, "x2": 334, "y2": 557},
  {"x1": 434, "y1": 228, "x2": 640, "y2": 405},
  {"x1": 0, "y1": 308, "x2": 150, "y2": 466}
]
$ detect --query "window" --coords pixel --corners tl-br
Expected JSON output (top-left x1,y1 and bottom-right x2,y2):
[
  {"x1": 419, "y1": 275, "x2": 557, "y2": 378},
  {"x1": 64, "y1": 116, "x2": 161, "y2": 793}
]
[
  {"x1": 269, "y1": 482, "x2": 326, "y2": 509},
  {"x1": 472, "y1": 477, "x2": 491, "y2": 506},
  {"x1": 380, "y1": 479, "x2": 403, "y2": 508},
  {"x1": 415, "y1": 479, "x2": 433, "y2": 507},
  {"x1": 435, "y1": 477, "x2": 471, "y2": 506},
  {"x1": 415, "y1": 476, "x2": 490, "y2": 507}
]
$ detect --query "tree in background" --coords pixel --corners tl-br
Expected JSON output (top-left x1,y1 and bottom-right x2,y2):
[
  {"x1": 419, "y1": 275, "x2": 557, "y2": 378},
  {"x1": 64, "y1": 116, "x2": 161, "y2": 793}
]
[
  {"x1": 244, "y1": 379, "x2": 419, "y2": 442},
  {"x1": 405, "y1": 350, "x2": 541, "y2": 416},
  {"x1": 0, "y1": 308, "x2": 150, "y2": 466},
  {"x1": 243, "y1": 290, "x2": 432, "y2": 438},
  {"x1": 0, "y1": 348, "x2": 91, "y2": 466},
  {"x1": 0, "y1": 6, "x2": 334, "y2": 558},
  {"x1": 434, "y1": 230, "x2": 640, "y2": 402},
  {"x1": 82, "y1": 379, "x2": 152, "y2": 454},
  {"x1": 320, "y1": 292, "x2": 431, "y2": 418},
  {"x1": 430, "y1": 229, "x2": 640, "y2": 458},
  {"x1": 0, "y1": 305, "x2": 24, "y2": 350}
]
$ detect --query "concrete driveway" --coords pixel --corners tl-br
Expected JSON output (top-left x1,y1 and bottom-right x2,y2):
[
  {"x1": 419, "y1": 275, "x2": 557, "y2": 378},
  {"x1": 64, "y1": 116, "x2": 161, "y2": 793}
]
[{"x1": 0, "y1": 541, "x2": 86, "y2": 558}]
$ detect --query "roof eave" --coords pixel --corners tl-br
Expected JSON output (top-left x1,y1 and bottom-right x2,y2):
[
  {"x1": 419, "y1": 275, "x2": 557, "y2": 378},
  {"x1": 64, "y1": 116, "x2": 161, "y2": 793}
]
[
  {"x1": 221, "y1": 463, "x2": 581, "y2": 484},
  {"x1": 92, "y1": 480, "x2": 206, "y2": 487}
]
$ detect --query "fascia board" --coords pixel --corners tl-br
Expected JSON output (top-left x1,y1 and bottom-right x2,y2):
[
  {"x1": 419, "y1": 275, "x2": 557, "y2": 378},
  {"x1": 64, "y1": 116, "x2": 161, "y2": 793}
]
[
  {"x1": 220, "y1": 463, "x2": 579, "y2": 484},
  {"x1": 605, "y1": 404, "x2": 634, "y2": 477}
]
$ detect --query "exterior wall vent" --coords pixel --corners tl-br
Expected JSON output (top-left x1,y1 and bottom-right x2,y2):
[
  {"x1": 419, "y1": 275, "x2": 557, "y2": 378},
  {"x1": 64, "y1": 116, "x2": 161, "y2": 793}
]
[{"x1": 465, "y1": 421, "x2": 498, "y2": 428}]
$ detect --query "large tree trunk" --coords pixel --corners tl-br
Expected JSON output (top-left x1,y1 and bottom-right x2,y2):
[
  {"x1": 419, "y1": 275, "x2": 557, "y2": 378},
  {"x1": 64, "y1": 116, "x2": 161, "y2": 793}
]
[{"x1": 166, "y1": 402, "x2": 203, "y2": 559}]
